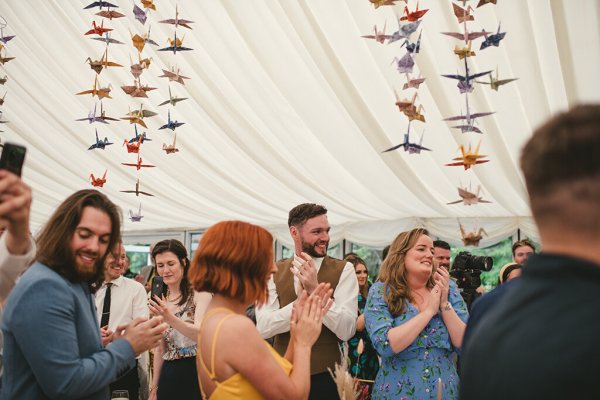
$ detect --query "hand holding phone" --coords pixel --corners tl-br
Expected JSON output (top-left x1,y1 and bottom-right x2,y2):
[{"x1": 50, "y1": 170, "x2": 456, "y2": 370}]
[
  {"x1": 0, "y1": 143, "x2": 26, "y2": 177},
  {"x1": 150, "y1": 276, "x2": 165, "y2": 300}
]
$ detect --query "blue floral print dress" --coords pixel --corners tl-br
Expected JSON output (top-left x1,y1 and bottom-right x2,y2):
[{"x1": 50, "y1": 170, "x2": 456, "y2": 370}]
[{"x1": 365, "y1": 282, "x2": 468, "y2": 400}]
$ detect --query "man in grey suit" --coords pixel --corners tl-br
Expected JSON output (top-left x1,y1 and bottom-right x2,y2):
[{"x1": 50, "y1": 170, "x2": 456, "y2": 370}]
[{"x1": 1, "y1": 190, "x2": 166, "y2": 400}]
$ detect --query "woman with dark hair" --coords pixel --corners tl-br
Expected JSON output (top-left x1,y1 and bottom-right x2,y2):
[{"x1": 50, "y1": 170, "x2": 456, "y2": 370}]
[
  {"x1": 345, "y1": 256, "x2": 379, "y2": 399},
  {"x1": 148, "y1": 239, "x2": 211, "y2": 400},
  {"x1": 189, "y1": 220, "x2": 332, "y2": 399},
  {"x1": 364, "y1": 228, "x2": 468, "y2": 399}
]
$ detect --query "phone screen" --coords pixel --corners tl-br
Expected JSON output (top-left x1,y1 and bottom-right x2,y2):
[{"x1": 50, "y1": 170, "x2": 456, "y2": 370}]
[
  {"x1": 151, "y1": 276, "x2": 164, "y2": 299},
  {"x1": 0, "y1": 143, "x2": 26, "y2": 177}
]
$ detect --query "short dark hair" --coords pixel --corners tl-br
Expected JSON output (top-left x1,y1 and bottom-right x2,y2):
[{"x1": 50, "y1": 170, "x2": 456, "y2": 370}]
[
  {"x1": 521, "y1": 105, "x2": 600, "y2": 236},
  {"x1": 381, "y1": 245, "x2": 391, "y2": 261},
  {"x1": 36, "y1": 189, "x2": 121, "y2": 284},
  {"x1": 433, "y1": 240, "x2": 451, "y2": 250},
  {"x1": 152, "y1": 239, "x2": 192, "y2": 306},
  {"x1": 512, "y1": 239, "x2": 536, "y2": 257},
  {"x1": 190, "y1": 221, "x2": 274, "y2": 305},
  {"x1": 287, "y1": 203, "x2": 327, "y2": 227}
]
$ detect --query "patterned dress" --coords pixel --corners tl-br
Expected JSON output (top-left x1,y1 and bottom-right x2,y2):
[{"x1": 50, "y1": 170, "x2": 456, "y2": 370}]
[{"x1": 365, "y1": 282, "x2": 468, "y2": 400}]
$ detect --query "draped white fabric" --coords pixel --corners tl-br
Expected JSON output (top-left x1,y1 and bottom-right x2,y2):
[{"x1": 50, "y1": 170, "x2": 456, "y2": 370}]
[{"x1": 1, "y1": 1, "x2": 598, "y2": 246}]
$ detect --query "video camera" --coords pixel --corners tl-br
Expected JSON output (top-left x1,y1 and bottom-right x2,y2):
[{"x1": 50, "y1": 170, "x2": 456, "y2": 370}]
[{"x1": 450, "y1": 252, "x2": 493, "y2": 309}]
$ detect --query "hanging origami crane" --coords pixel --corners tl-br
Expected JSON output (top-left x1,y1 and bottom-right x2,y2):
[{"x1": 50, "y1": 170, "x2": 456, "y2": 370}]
[
  {"x1": 382, "y1": 122, "x2": 431, "y2": 153},
  {"x1": 400, "y1": 31, "x2": 422, "y2": 54},
  {"x1": 121, "y1": 79, "x2": 157, "y2": 98},
  {"x1": 391, "y1": 52, "x2": 414, "y2": 74},
  {"x1": 84, "y1": 20, "x2": 112, "y2": 36},
  {"x1": 452, "y1": 3, "x2": 475, "y2": 24},
  {"x1": 159, "y1": 5, "x2": 194, "y2": 29},
  {"x1": 88, "y1": 129, "x2": 114, "y2": 150},
  {"x1": 453, "y1": 40, "x2": 475, "y2": 59},
  {"x1": 400, "y1": 3, "x2": 429, "y2": 22},
  {"x1": 159, "y1": 110, "x2": 185, "y2": 131},
  {"x1": 369, "y1": 0, "x2": 401, "y2": 9},
  {"x1": 162, "y1": 133, "x2": 179, "y2": 154},
  {"x1": 361, "y1": 23, "x2": 392, "y2": 44},
  {"x1": 402, "y1": 73, "x2": 426, "y2": 90},
  {"x1": 444, "y1": 94, "x2": 494, "y2": 133},
  {"x1": 122, "y1": 154, "x2": 156, "y2": 170},
  {"x1": 480, "y1": 23, "x2": 506, "y2": 50},
  {"x1": 477, "y1": 0, "x2": 497, "y2": 7},
  {"x1": 133, "y1": 3, "x2": 148, "y2": 25},
  {"x1": 158, "y1": 32, "x2": 193, "y2": 54},
  {"x1": 445, "y1": 141, "x2": 490, "y2": 170},
  {"x1": 120, "y1": 179, "x2": 154, "y2": 196},
  {"x1": 85, "y1": 48, "x2": 123, "y2": 75},
  {"x1": 123, "y1": 135, "x2": 143, "y2": 153},
  {"x1": 388, "y1": 20, "x2": 421, "y2": 44},
  {"x1": 76, "y1": 77, "x2": 112, "y2": 100},
  {"x1": 447, "y1": 183, "x2": 492, "y2": 205},
  {"x1": 442, "y1": 21, "x2": 490, "y2": 44},
  {"x1": 140, "y1": 0, "x2": 156, "y2": 11},
  {"x1": 91, "y1": 32, "x2": 124, "y2": 46},
  {"x1": 129, "y1": 204, "x2": 144, "y2": 222},
  {"x1": 84, "y1": 1, "x2": 118, "y2": 9},
  {"x1": 0, "y1": 75, "x2": 7, "y2": 85},
  {"x1": 96, "y1": 6, "x2": 125, "y2": 20},
  {"x1": 158, "y1": 87, "x2": 188, "y2": 107},
  {"x1": 442, "y1": 58, "x2": 491, "y2": 93},
  {"x1": 159, "y1": 66, "x2": 190, "y2": 85},
  {"x1": 76, "y1": 103, "x2": 118, "y2": 124},
  {"x1": 475, "y1": 68, "x2": 518, "y2": 91},
  {"x1": 128, "y1": 125, "x2": 151, "y2": 143},
  {"x1": 89, "y1": 169, "x2": 108, "y2": 187},
  {"x1": 459, "y1": 221, "x2": 487, "y2": 246}
]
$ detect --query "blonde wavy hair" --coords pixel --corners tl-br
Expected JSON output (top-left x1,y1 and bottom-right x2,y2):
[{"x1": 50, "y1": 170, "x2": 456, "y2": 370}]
[{"x1": 377, "y1": 228, "x2": 435, "y2": 316}]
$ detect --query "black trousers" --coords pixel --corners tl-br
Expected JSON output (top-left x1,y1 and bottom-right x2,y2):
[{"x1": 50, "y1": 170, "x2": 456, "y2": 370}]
[
  {"x1": 309, "y1": 371, "x2": 338, "y2": 400},
  {"x1": 110, "y1": 360, "x2": 139, "y2": 400},
  {"x1": 157, "y1": 357, "x2": 201, "y2": 400}
]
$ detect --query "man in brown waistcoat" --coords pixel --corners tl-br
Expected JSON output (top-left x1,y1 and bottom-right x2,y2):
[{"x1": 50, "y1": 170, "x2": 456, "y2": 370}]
[{"x1": 256, "y1": 203, "x2": 358, "y2": 400}]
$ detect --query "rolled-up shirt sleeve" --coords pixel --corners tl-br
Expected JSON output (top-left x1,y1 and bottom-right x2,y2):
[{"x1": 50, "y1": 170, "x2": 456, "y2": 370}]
[
  {"x1": 255, "y1": 276, "x2": 293, "y2": 339},
  {"x1": 322, "y1": 262, "x2": 358, "y2": 341}
]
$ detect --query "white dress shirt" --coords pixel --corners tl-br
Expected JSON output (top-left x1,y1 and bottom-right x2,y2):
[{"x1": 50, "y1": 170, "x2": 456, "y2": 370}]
[
  {"x1": 256, "y1": 256, "x2": 358, "y2": 341},
  {"x1": 94, "y1": 275, "x2": 149, "y2": 331}
]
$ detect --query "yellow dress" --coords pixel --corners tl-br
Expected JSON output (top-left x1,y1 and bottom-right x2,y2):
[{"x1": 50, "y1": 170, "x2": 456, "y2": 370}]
[{"x1": 198, "y1": 308, "x2": 293, "y2": 400}]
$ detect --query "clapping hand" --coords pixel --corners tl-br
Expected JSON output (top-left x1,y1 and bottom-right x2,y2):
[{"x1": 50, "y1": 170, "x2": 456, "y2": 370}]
[
  {"x1": 434, "y1": 266, "x2": 450, "y2": 309},
  {"x1": 290, "y1": 252, "x2": 319, "y2": 295},
  {"x1": 290, "y1": 283, "x2": 333, "y2": 347}
]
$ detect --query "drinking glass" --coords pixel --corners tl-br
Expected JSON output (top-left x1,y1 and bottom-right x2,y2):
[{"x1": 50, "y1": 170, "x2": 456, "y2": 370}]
[{"x1": 111, "y1": 390, "x2": 129, "y2": 399}]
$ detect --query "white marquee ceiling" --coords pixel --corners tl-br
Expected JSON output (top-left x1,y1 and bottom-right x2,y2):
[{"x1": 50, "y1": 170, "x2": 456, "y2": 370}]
[{"x1": 1, "y1": 0, "x2": 598, "y2": 248}]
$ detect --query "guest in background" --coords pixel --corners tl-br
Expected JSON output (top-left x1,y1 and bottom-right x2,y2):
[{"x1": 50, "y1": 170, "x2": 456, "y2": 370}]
[
  {"x1": 345, "y1": 256, "x2": 379, "y2": 399},
  {"x1": 0, "y1": 171, "x2": 35, "y2": 382},
  {"x1": 190, "y1": 220, "x2": 332, "y2": 399},
  {"x1": 95, "y1": 242, "x2": 148, "y2": 399},
  {"x1": 365, "y1": 228, "x2": 468, "y2": 399},
  {"x1": 511, "y1": 239, "x2": 536, "y2": 265},
  {"x1": 148, "y1": 239, "x2": 211, "y2": 400},
  {"x1": 432, "y1": 240, "x2": 451, "y2": 270},
  {"x1": 497, "y1": 262, "x2": 522, "y2": 285}
]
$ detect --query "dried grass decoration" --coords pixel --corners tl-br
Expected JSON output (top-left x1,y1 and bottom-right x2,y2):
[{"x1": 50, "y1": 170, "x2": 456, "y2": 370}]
[{"x1": 327, "y1": 342, "x2": 360, "y2": 400}]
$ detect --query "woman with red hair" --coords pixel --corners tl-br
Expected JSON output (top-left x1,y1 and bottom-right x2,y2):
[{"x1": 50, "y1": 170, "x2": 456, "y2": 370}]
[{"x1": 189, "y1": 220, "x2": 332, "y2": 399}]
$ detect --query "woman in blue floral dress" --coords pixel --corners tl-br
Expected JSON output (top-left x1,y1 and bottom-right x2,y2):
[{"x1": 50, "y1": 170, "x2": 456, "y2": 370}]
[{"x1": 365, "y1": 229, "x2": 468, "y2": 400}]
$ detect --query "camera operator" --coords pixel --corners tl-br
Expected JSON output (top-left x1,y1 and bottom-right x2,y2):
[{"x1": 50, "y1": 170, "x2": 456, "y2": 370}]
[
  {"x1": 449, "y1": 252, "x2": 492, "y2": 312},
  {"x1": 433, "y1": 240, "x2": 451, "y2": 270}
]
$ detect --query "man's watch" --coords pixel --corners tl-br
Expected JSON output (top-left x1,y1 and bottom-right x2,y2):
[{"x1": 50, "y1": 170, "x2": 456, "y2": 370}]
[{"x1": 441, "y1": 302, "x2": 453, "y2": 312}]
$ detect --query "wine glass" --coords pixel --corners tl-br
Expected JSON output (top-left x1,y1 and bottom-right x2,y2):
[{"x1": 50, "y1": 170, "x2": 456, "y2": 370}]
[{"x1": 111, "y1": 390, "x2": 129, "y2": 399}]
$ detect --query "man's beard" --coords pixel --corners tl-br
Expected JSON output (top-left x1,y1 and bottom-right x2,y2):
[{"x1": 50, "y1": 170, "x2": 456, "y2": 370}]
[
  {"x1": 69, "y1": 252, "x2": 105, "y2": 284},
  {"x1": 301, "y1": 239, "x2": 328, "y2": 258}
]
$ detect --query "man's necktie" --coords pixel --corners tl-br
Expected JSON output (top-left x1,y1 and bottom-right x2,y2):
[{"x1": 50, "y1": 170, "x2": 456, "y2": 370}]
[{"x1": 100, "y1": 283, "x2": 112, "y2": 327}]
